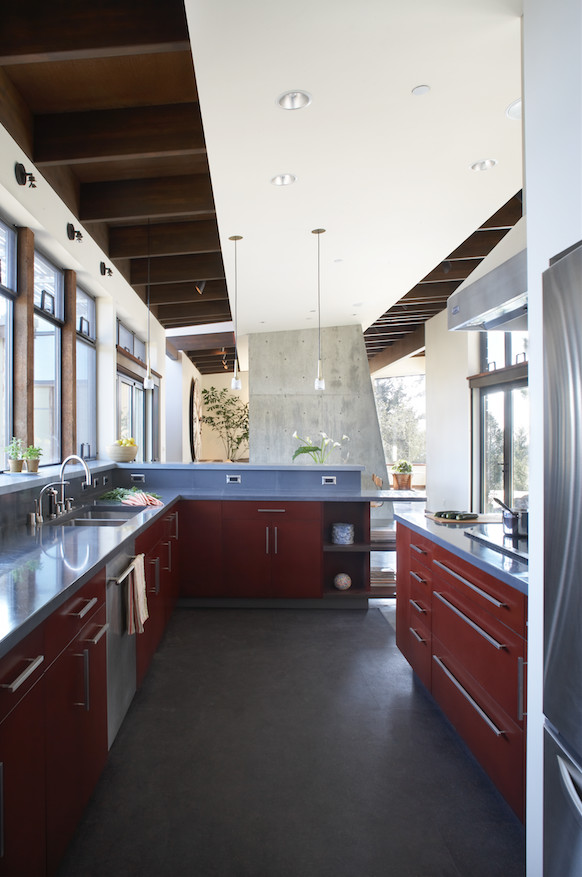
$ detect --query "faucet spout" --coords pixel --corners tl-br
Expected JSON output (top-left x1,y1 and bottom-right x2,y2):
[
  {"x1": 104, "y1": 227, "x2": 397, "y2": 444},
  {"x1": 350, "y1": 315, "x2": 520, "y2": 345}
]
[{"x1": 59, "y1": 454, "x2": 92, "y2": 487}]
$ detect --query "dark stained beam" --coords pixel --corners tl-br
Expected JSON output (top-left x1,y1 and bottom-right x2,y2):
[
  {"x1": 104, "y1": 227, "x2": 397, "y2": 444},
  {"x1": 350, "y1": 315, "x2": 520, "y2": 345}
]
[
  {"x1": 0, "y1": 1, "x2": 189, "y2": 64},
  {"x1": 448, "y1": 229, "x2": 509, "y2": 261},
  {"x1": 131, "y1": 253, "x2": 224, "y2": 285},
  {"x1": 153, "y1": 300, "x2": 230, "y2": 322},
  {"x1": 35, "y1": 104, "x2": 204, "y2": 165},
  {"x1": 368, "y1": 325, "x2": 426, "y2": 373},
  {"x1": 169, "y1": 331, "x2": 234, "y2": 352},
  {"x1": 480, "y1": 195, "x2": 522, "y2": 229},
  {"x1": 110, "y1": 220, "x2": 220, "y2": 259},
  {"x1": 145, "y1": 282, "x2": 227, "y2": 305},
  {"x1": 404, "y1": 280, "x2": 463, "y2": 299},
  {"x1": 80, "y1": 174, "x2": 214, "y2": 222}
]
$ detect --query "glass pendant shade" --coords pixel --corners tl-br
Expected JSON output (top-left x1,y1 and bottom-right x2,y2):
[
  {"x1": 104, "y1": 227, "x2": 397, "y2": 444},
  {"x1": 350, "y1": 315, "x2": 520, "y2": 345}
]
[
  {"x1": 314, "y1": 358, "x2": 325, "y2": 391},
  {"x1": 312, "y1": 228, "x2": 326, "y2": 391}
]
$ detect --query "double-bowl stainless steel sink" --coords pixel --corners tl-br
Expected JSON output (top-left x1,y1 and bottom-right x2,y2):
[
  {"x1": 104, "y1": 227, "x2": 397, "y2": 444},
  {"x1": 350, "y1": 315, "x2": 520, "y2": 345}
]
[{"x1": 51, "y1": 503, "x2": 143, "y2": 528}]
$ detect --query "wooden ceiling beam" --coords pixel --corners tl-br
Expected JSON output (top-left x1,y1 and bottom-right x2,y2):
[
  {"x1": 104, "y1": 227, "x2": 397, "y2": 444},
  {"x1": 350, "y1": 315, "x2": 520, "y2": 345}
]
[
  {"x1": 34, "y1": 104, "x2": 204, "y2": 165},
  {"x1": 80, "y1": 174, "x2": 214, "y2": 222},
  {"x1": 480, "y1": 193, "x2": 522, "y2": 230},
  {"x1": 420, "y1": 259, "x2": 482, "y2": 283},
  {"x1": 131, "y1": 252, "x2": 224, "y2": 285},
  {"x1": 138, "y1": 282, "x2": 227, "y2": 306},
  {"x1": 110, "y1": 220, "x2": 220, "y2": 260},
  {"x1": 368, "y1": 325, "x2": 426, "y2": 373},
  {"x1": 167, "y1": 332, "x2": 234, "y2": 352},
  {"x1": 0, "y1": 1, "x2": 189, "y2": 65},
  {"x1": 448, "y1": 229, "x2": 509, "y2": 260},
  {"x1": 405, "y1": 280, "x2": 463, "y2": 299},
  {"x1": 152, "y1": 300, "x2": 230, "y2": 321}
]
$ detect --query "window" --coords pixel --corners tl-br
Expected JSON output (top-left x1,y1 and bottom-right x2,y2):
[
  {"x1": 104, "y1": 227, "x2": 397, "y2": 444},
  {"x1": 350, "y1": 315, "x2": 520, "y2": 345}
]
[
  {"x1": 0, "y1": 219, "x2": 15, "y2": 462},
  {"x1": 76, "y1": 288, "x2": 97, "y2": 459},
  {"x1": 373, "y1": 375, "x2": 426, "y2": 467},
  {"x1": 117, "y1": 375, "x2": 144, "y2": 461},
  {"x1": 117, "y1": 319, "x2": 146, "y2": 364},
  {"x1": 473, "y1": 331, "x2": 529, "y2": 512},
  {"x1": 34, "y1": 253, "x2": 63, "y2": 464}
]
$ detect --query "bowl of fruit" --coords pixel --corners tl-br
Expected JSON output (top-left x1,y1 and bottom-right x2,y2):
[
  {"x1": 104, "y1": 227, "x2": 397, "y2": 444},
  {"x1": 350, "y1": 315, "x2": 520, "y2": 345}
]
[{"x1": 106, "y1": 437, "x2": 138, "y2": 462}]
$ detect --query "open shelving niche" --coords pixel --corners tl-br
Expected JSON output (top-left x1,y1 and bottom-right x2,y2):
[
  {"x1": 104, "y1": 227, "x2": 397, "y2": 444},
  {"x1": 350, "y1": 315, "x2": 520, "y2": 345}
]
[{"x1": 322, "y1": 497, "x2": 426, "y2": 598}]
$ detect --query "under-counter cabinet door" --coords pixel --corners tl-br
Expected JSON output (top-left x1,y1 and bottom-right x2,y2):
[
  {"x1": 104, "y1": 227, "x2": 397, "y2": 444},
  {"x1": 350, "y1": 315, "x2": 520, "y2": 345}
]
[
  {"x1": 271, "y1": 517, "x2": 322, "y2": 598},
  {"x1": 178, "y1": 501, "x2": 223, "y2": 597},
  {"x1": 0, "y1": 628, "x2": 46, "y2": 877},
  {"x1": 222, "y1": 515, "x2": 272, "y2": 597}
]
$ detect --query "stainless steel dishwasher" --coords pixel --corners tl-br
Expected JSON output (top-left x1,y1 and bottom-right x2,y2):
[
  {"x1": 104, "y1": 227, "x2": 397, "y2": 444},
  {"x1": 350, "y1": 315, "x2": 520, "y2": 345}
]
[{"x1": 106, "y1": 542, "x2": 137, "y2": 748}]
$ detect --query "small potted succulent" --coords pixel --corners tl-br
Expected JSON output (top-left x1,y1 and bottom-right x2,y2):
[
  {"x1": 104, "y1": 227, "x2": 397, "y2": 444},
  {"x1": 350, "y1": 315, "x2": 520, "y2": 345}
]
[
  {"x1": 391, "y1": 458, "x2": 413, "y2": 490},
  {"x1": 5, "y1": 436, "x2": 24, "y2": 473},
  {"x1": 23, "y1": 444, "x2": 43, "y2": 473}
]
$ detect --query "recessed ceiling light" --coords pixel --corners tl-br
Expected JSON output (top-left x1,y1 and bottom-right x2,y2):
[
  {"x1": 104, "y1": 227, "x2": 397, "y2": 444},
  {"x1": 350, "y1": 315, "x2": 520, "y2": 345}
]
[
  {"x1": 352, "y1": 302, "x2": 363, "y2": 308},
  {"x1": 411, "y1": 84, "x2": 430, "y2": 96},
  {"x1": 470, "y1": 158, "x2": 498, "y2": 172},
  {"x1": 506, "y1": 98, "x2": 522, "y2": 121},
  {"x1": 277, "y1": 90, "x2": 312, "y2": 110},
  {"x1": 271, "y1": 173, "x2": 297, "y2": 186}
]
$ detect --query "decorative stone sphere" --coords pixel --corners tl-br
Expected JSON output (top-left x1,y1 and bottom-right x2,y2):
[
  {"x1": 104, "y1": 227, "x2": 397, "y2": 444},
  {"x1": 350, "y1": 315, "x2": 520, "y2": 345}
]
[{"x1": 334, "y1": 572, "x2": 352, "y2": 591}]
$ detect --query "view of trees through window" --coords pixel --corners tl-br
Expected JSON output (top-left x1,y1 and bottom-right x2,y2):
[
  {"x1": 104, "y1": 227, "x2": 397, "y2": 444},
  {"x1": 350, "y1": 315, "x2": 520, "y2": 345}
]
[{"x1": 373, "y1": 375, "x2": 426, "y2": 467}]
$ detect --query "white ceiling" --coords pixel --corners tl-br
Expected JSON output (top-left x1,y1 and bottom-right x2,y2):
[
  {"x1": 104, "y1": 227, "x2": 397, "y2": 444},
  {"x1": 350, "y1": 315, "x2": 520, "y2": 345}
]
[{"x1": 184, "y1": 0, "x2": 523, "y2": 344}]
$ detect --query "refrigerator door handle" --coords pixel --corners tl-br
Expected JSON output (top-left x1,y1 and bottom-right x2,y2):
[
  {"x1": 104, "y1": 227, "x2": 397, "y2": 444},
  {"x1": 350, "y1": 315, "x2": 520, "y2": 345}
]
[{"x1": 558, "y1": 754, "x2": 582, "y2": 820}]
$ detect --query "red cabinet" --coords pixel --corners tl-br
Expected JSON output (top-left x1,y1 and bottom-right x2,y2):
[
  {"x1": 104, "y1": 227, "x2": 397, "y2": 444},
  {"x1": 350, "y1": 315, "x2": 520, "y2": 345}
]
[
  {"x1": 0, "y1": 626, "x2": 46, "y2": 877},
  {"x1": 44, "y1": 571, "x2": 107, "y2": 872},
  {"x1": 179, "y1": 501, "x2": 223, "y2": 597},
  {"x1": 396, "y1": 522, "x2": 527, "y2": 820},
  {"x1": 222, "y1": 502, "x2": 322, "y2": 598}
]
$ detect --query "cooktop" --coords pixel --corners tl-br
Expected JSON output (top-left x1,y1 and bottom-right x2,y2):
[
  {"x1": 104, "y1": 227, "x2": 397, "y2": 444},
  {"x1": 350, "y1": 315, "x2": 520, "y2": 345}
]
[{"x1": 465, "y1": 522, "x2": 528, "y2": 564}]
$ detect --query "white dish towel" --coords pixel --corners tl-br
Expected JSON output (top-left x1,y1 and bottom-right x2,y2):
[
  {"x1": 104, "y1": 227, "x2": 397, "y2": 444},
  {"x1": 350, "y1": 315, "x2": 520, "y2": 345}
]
[{"x1": 126, "y1": 553, "x2": 149, "y2": 635}]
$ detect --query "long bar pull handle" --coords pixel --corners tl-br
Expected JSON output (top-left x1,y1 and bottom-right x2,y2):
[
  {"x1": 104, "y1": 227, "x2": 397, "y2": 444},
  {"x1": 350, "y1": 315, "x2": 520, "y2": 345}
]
[
  {"x1": 410, "y1": 543, "x2": 427, "y2": 555},
  {"x1": 433, "y1": 591, "x2": 507, "y2": 650},
  {"x1": 258, "y1": 509, "x2": 286, "y2": 513},
  {"x1": 274, "y1": 526, "x2": 278, "y2": 555},
  {"x1": 434, "y1": 560, "x2": 506, "y2": 608},
  {"x1": 73, "y1": 597, "x2": 98, "y2": 619},
  {"x1": 86, "y1": 623, "x2": 109, "y2": 646},
  {"x1": 74, "y1": 649, "x2": 90, "y2": 711},
  {"x1": 0, "y1": 655, "x2": 44, "y2": 693},
  {"x1": 409, "y1": 627, "x2": 426, "y2": 644},
  {"x1": 409, "y1": 598, "x2": 426, "y2": 614},
  {"x1": 265, "y1": 526, "x2": 269, "y2": 555},
  {"x1": 163, "y1": 542, "x2": 172, "y2": 572},
  {"x1": 558, "y1": 755, "x2": 582, "y2": 820},
  {"x1": 517, "y1": 656, "x2": 526, "y2": 721},
  {"x1": 432, "y1": 655, "x2": 505, "y2": 737},
  {"x1": 173, "y1": 511, "x2": 179, "y2": 540},
  {"x1": 148, "y1": 556, "x2": 160, "y2": 595},
  {"x1": 410, "y1": 571, "x2": 427, "y2": 584}
]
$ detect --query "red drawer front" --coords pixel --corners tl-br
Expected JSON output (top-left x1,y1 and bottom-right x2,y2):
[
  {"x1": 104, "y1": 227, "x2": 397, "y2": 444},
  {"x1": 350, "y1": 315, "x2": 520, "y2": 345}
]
[
  {"x1": 431, "y1": 636, "x2": 524, "y2": 820},
  {"x1": 0, "y1": 625, "x2": 45, "y2": 724},
  {"x1": 409, "y1": 568, "x2": 431, "y2": 607},
  {"x1": 432, "y1": 546, "x2": 526, "y2": 637},
  {"x1": 432, "y1": 586, "x2": 526, "y2": 725},
  {"x1": 136, "y1": 516, "x2": 165, "y2": 553},
  {"x1": 406, "y1": 612, "x2": 431, "y2": 690},
  {"x1": 222, "y1": 500, "x2": 321, "y2": 521},
  {"x1": 408, "y1": 531, "x2": 434, "y2": 572},
  {"x1": 44, "y1": 570, "x2": 106, "y2": 665}
]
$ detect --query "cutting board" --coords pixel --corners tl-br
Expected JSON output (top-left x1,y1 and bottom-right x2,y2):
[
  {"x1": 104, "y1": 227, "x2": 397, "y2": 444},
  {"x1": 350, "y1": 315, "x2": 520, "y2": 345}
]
[{"x1": 424, "y1": 512, "x2": 502, "y2": 524}]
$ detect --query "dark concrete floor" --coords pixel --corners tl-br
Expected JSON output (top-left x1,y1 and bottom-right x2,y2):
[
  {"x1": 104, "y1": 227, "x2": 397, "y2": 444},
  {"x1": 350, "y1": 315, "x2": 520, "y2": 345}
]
[{"x1": 58, "y1": 605, "x2": 525, "y2": 877}]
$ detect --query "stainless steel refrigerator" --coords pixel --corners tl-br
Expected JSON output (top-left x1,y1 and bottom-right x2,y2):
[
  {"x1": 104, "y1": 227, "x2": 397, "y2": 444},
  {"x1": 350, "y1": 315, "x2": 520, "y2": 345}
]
[{"x1": 543, "y1": 240, "x2": 582, "y2": 876}]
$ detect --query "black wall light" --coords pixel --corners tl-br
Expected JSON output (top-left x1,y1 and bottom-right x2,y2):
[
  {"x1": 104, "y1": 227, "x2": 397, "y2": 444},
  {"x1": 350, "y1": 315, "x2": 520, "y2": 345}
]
[
  {"x1": 67, "y1": 222, "x2": 83, "y2": 242},
  {"x1": 15, "y1": 162, "x2": 36, "y2": 188},
  {"x1": 100, "y1": 261, "x2": 113, "y2": 276}
]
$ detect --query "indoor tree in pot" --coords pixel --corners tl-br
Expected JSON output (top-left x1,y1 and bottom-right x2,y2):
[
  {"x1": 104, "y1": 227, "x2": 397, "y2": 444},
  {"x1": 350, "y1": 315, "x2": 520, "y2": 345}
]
[
  {"x1": 391, "y1": 458, "x2": 413, "y2": 490},
  {"x1": 23, "y1": 444, "x2": 43, "y2": 473},
  {"x1": 201, "y1": 386, "x2": 249, "y2": 462},
  {"x1": 5, "y1": 436, "x2": 24, "y2": 473}
]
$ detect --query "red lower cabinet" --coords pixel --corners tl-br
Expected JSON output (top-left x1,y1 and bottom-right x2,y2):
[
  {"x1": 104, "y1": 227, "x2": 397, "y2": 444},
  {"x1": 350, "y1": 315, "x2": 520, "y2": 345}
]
[{"x1": 179, "y1": 501, "x2": 223, "y2": 597}]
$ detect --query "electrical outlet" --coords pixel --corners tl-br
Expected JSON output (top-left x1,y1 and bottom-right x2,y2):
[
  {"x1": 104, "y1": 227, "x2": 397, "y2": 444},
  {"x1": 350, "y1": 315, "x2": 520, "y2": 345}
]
[
  {"x1": 93, "y1": 477, "x2": 100, "y2": 488},
  {"x1": 103, "y1": 475, "x2": 109, "y2": 485},
  {"x1": 130, "y1": 473, "x2": 145, "y2": 483}
]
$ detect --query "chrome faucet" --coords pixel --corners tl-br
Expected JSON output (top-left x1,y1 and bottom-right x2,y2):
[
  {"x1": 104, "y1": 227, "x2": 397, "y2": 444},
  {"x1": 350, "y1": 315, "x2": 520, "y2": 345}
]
[
  {"x1": 59, "y1": 454, "x2": 92, "y2": 490},
  {"x1": 34, "y1": 456, "x2": 92, "y2": 525}
]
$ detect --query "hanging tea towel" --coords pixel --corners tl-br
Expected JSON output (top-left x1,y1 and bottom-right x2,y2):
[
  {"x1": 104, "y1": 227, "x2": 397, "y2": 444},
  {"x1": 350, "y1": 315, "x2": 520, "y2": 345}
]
[{"x1": 126, "y1": 553, "x2": 148, "y2": 635}]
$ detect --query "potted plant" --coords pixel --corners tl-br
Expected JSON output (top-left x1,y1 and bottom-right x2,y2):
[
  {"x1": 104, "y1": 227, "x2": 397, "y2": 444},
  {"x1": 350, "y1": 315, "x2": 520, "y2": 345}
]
[
  {"x1": 23, "y1": 444, "x2": 43, "y2": 473},
  {"x1": 391, "y1": 458, "x2": 413, "y2": 490},
  {"x1": 201, "y1": 387, "x2": 249, "y2": 461},
  {"x1": 5, "y1": 436, "x2": 24, "y2": 473}
]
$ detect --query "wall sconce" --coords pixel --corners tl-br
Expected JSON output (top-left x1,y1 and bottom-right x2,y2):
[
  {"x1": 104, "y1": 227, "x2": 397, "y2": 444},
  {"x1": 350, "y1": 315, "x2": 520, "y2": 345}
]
[
  {"x1": 195, "y1": 281, "x2": 206, "y2": 295},
  {"x1": 67, "y1": 222, "x2": 83, "y2": 242},
  {"x1": 15, "y1": 162, "x2": 36, "y2": 188},
  {"x1": 100, "y1": 261, "x2": 113, "y2": 277}
]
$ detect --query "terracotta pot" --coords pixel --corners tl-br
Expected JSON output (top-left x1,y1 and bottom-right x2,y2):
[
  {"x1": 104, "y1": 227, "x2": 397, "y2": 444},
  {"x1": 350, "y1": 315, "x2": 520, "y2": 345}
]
[
  {"x1": 8, "y1": 458, "x2": 23, "y2": 473},
  {"x1": 392, "y1": 472, "x2": 412, "y2": 490},
  {"x1": 25, "y1": 459, "x2": 39, "y2": 473}
]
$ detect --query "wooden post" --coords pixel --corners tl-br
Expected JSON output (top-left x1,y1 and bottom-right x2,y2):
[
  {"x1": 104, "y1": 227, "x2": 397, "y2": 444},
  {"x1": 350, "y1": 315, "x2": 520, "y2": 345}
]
[
  {"x1": 62, "y1": 269, "x2": 76, "y2": 458},
  {"x1": 13, "y1": 227, "x2": 34, "y2": 446}
]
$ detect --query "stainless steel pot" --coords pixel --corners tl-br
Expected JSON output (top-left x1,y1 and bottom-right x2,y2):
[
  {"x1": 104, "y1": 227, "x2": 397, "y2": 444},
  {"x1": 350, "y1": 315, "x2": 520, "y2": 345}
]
[{"x1": 502, "y1": 509, "x2": 528, "y2": 538}]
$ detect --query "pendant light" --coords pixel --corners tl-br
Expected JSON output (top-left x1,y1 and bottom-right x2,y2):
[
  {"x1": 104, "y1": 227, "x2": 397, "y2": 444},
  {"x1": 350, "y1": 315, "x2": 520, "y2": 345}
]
[
  {"x1": 143, "y1": 220, "x2": 155, "y2": 390},
  {"x1": 229, "y1": 234, "x2": 243, "y2": 391},
  {"x1": 312, "y1": 227, "x2": 326, "y2": 391}
]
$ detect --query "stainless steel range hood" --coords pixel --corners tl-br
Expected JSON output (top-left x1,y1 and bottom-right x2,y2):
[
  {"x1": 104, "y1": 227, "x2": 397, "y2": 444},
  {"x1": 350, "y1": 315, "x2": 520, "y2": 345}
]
[{"x1": 447, "y1": 218, "x2": 527, "y2": 332}]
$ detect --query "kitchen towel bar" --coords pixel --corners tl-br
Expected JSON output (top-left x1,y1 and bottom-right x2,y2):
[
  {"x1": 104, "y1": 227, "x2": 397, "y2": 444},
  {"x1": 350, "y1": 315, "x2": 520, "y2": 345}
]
[{"x1": 108, "y1": 555, "x2": 141, "y2": 586}]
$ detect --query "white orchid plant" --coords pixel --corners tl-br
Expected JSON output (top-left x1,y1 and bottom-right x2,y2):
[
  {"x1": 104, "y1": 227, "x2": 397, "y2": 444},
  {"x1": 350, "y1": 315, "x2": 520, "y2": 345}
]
[{"x1": 292, "y1": 431, "x2": 349, "y2": 464}]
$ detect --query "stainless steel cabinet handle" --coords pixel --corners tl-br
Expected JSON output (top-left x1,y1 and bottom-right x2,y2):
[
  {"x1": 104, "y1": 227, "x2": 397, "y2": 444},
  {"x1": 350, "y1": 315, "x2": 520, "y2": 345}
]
[
  {"x1": 0, "y1": 655, "x2": 44, "y2": 693},
  {"x1": 432, "y1": 655, "x2": 505, "y2": 737},
  {"x1": 410, "y1": 571, "x2": 426, "y2": 584},
  {"x1": 558, "y1": 755, "x2": 582, "y2": 820},
  {"x1": 409, "y1": 598, "x2": 426, "y2": 614},
  {"x1": 265, "y1": 526, "x2": 269, "y2": 554},
  {"x1": 74, "y1": 649, "x2": 90, "y2": 711},
  {"x1": 433, "y1": 591, "x2": 507, "y2": 650},
  {"x1": 434, "y1": 560, "x2": 506, "y2": 608},
  {"x1": 86, "y1": 623, "x2": 109, "y2": 646},
  {"x1": 274, "y1": 526, "x2": 278, "y2": 555},
  {"x1": 258, "y1": 508, "x2": 286, "y2": 513},
  {"x1": 409, "y1": 627, "x2": 426, "y2": 644},
  {"x1": 73, "y1": 597, "x2": 98, "y2": 619},
  {"x1": 517, "y1": 656, "x2": 526, "y2": 721},
  {"x1": 174, "y1": 511, "x2": 179, "y2": 540},
  {"x1": 148, "y1": 556, "x2": 160, "y2": 594},
  {"x1": 411, "y1": 543, "x2": 427, "y2": 555}
]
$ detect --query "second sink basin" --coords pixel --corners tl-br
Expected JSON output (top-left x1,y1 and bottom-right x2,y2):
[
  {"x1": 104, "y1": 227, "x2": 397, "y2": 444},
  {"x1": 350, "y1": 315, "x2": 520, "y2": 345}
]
[{"x1": 57, "y1": 505, "x2": 142, "y2": 528}]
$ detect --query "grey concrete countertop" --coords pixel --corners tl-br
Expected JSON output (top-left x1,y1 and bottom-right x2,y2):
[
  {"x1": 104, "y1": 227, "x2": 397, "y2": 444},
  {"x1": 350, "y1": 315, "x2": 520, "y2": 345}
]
[{"x1": 395, "y1": 510, "x2": 528, "y2": 596}]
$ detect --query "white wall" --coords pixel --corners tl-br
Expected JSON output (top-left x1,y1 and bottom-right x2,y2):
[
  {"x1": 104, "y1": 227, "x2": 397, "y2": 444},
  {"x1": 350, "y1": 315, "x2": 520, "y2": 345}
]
[
  {"x1": 523, "y1": 2, "x2": 582, "y2": 873},
  {"x1": 424, "y1": 310, "x2": 480, "y2": 511},
  {"x1": 165, "y1": 353, "x2": 203, "y2": 462}
]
